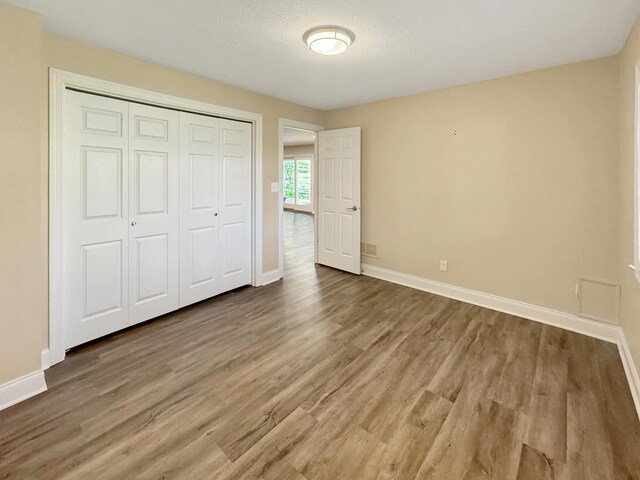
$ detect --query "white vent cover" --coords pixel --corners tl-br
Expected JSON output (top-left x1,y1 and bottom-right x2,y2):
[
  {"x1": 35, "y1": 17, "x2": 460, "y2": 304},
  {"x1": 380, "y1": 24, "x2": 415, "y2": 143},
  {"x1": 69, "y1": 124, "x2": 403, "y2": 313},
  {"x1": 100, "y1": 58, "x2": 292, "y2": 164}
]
[
  {"x1": 577, "y1": 277, "x2": 620, "y2": 325},
  {"x1": 361, "y1": 242, "x2": 378, "y2": 258}
]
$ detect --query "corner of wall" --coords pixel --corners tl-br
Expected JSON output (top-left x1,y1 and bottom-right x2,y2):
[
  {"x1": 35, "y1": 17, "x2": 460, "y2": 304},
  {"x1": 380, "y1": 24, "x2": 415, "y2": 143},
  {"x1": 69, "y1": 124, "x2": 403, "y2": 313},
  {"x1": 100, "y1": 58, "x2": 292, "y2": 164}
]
[{"x1": 618, "y1": 14, "x2": 640, "y2": 408}]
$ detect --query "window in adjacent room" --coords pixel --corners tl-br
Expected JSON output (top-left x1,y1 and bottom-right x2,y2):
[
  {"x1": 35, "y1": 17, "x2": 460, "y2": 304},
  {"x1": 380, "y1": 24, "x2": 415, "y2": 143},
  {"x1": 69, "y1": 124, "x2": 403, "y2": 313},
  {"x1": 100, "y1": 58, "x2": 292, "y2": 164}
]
[{"x1": 283, "y1": 155, "x2": 313, "y2": 210}]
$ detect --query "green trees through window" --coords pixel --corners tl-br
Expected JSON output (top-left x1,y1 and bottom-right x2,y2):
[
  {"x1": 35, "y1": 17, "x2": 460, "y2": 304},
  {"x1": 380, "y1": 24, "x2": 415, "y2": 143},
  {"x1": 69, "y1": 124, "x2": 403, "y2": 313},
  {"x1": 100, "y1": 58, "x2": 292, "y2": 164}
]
[
  {"x1": 296, "y1": 159, "x2": 311, "y2": 206},
  {"x1": 283, "y1": 160, "x2": 295, "y2": 204},
  {"x1": 283, "y1": 157, "x2": 312, "y2": 207}
]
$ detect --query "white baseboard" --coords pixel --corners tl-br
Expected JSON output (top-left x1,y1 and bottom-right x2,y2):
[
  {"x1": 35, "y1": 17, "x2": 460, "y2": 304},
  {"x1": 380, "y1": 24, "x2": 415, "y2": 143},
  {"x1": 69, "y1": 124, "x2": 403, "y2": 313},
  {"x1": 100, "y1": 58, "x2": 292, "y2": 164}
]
[
  {"x1": 41, "y1": 348, "x2": 50, "y2": 370},
  {"x1": 0, "y1": 370, "x2": 47, "y2": 412},
  {"x1": 261, "y1": 268, "x2": 283, "y2": 286},
  {"x1": 362, "y1": 264, "x2": 640, "y2": 420},
  {"x1": 618, "y1": 331, "x2": 640, "y2": 420},
  {"x1": 363, "y1": 265, "x2": 620, "y2": 343}
]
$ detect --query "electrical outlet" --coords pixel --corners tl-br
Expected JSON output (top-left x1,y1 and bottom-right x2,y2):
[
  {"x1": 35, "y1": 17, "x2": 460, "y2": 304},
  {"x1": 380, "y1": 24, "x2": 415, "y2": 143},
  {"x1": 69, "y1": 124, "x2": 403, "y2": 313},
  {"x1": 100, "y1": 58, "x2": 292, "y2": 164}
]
[
  {"x1": 440, "y1": 260, "x2": 448, "y2": 272},
  {"x1": 271, "y1": 182, "x2": 279, "y2": 193}
]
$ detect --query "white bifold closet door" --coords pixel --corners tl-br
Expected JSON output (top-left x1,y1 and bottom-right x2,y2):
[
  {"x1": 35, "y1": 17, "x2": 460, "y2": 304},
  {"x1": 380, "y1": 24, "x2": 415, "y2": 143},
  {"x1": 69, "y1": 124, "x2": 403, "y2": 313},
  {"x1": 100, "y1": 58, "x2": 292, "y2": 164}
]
[
  {"x1": 62, "y1": 90, "x2": 251, "y2": 349},
  {"x1": 178, "y1": 113, "x2": 252, "y2": 307},
  {"x1": 128, "y1": 103, "x2": 180, "y2": 324},
  {"x1": 62, "y1": 91, "x2": 131, "y2": 347}
]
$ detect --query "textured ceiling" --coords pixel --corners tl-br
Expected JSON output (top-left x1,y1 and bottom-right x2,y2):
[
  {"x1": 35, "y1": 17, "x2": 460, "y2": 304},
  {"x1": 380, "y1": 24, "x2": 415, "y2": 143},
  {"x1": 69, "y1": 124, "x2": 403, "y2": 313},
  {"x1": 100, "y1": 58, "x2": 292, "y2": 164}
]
[
  {"x1": 283, "y1": 128, "x2": 316, "y2": 146},
  {"x1": 8, "y1": 0, "x2": 640, "y2": 109}
]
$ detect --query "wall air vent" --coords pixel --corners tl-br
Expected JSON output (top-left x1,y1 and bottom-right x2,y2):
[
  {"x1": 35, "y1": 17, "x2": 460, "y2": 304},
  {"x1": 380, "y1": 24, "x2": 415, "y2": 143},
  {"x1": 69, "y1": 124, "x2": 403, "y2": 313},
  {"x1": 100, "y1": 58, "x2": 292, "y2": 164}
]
[
  {"x1": 361, "y1": 242, "x2": 378, "y2": 258},
  {"x1": 576, "y1": 277, "x2": 620, "y2": 325}
]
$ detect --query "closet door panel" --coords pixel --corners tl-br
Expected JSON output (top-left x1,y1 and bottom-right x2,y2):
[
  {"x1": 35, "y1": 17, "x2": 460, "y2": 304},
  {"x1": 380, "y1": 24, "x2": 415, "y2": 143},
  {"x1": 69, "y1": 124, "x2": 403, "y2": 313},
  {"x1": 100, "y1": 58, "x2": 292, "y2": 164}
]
[
  {"x1": 128, "y1": 103, "x2": 180, "y2": 324},
  {"x1": 62, "y1": 91, "x2": 130, "y2": 348},
  {"x1": 218, "y1": 119, "x2": 252, "y2": 291},
  {"x1": 179, "y1": 113, "x2": 221, "y2": 307}
]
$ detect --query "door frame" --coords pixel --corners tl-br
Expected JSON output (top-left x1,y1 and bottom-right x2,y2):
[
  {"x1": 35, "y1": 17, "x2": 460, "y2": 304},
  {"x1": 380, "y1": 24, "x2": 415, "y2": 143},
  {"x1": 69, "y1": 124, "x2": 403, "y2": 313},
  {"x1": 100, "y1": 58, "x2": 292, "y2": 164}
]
[
  {"x1": 49, "y1": 69, "x2": 264, "y2": 366},
  {"x1": 277, "y1": 119, "x2": 324, "y2": 279}
]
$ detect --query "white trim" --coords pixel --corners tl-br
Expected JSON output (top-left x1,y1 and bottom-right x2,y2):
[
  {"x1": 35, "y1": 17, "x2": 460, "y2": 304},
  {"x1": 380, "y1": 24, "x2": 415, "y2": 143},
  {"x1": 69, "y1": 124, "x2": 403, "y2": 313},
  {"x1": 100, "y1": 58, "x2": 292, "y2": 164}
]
[
  {"x1": 278, "y1": 119, "x2": 324, "y2": 279},
  {"x1": 618, "y1": 330, "x2": 640, "y2": 420},
  {"x1": 49, "y1": 69, "x2": 264, "y2": 366},
  {"x1": 260, "y1": 268, "x2": 283, "y2": 286},
  {"x1": 634, "y1": 67, "x2": 640, "y2": 280},
  {"x1": 621, "y1": 72, "x2": 640, "y2": 420},
  {"x1": 628, "y1": 263, "x2": 640, "y2": 284},
  {"x1": 363, "y1": 264, "x2": 640, "y2": 420},
  {"x1": 253, "y1": 118, "x2": 264, "y2": 288},
  {"x1": 362, "y1": 265, "x2": 620, "y2": 342},
  {"x1": 41, "y1": 349, "x2": 50, "y2": 371},
  {"x1": 0, "y1": 371, "x2": 47, "y2": 412}
]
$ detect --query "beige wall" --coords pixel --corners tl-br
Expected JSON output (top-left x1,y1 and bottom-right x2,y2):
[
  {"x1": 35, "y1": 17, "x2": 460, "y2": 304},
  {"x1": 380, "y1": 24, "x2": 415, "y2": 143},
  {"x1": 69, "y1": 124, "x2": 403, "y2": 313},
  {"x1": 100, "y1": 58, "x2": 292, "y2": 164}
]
[
  {"x1": 619, "y1": 19, "x2": 640, "y2": 371},
  {"x1": 325, "y1": 57, "x2": 620, "y2": 316},
  {"x1": 284, "y1": 144, "x2": 315, "y2": 157},
  {"x1": 0, "y1": 3, "x2": 47, "y2": 384}
]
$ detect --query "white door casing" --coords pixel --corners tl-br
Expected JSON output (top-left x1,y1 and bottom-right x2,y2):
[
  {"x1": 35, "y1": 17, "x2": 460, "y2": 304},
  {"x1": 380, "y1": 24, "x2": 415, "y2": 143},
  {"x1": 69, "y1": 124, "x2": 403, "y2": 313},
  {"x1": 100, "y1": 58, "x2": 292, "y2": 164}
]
[
  {"x1": 62, "y1": 91, "x2": 130, "y2": 347},
  {"x1": 277, "y1": 118, "x2": 324, "y2": 281},
  {"x1": 317, "y1": 127, "x2": 362, "y2": 275},
  {"x1": 128, "y1": 103, "x2": 180, "y2": 325}
]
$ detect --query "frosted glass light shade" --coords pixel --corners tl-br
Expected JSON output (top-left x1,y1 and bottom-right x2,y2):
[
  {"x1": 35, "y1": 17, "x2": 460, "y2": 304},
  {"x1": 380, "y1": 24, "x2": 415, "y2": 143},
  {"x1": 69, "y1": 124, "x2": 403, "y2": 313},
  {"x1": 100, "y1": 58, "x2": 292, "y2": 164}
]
[{"x1": 303, "y1": 26, "x2": 355, "y2": 55}]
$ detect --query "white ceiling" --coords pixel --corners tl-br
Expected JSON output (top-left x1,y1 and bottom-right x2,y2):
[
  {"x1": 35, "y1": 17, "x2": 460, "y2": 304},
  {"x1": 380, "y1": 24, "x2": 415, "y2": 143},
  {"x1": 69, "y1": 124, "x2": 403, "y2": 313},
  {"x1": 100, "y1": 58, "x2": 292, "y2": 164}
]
[
  {"x1": 283, "y1": 128, "x2": 316, "y2": 146},
  {"x1": 9, "y1": 0, "x2": 640, "y2": 109}
]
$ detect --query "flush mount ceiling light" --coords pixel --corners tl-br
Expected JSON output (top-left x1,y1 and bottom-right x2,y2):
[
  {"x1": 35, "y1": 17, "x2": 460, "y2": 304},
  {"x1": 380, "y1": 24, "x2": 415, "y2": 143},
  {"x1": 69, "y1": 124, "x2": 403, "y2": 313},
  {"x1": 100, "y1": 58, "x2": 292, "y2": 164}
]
[{"x1": 303, "y1": 26, "x2": 355, "y2": 56}]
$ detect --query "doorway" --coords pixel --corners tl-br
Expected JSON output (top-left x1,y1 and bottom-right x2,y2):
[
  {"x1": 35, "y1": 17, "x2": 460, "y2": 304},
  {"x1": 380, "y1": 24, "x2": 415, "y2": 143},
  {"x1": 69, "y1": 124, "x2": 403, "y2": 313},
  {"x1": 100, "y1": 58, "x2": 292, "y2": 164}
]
[
  {"x1": 278, "y1": 120, "x2": 362, "y2": 278},
  {"x1": 282, "y1": 126, "x2": 316, "y2": 271}
]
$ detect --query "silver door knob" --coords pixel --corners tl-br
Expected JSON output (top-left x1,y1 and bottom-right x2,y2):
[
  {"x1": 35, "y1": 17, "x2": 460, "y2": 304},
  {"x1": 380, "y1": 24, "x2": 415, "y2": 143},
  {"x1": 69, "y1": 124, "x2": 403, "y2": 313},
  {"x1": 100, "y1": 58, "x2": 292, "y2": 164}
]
[
  {"x1": 348, "y1": 206, "x2": 358, "y2": 211},
  {"x1": 131, "y1": 221, "x2": 137, "y2": 226}
]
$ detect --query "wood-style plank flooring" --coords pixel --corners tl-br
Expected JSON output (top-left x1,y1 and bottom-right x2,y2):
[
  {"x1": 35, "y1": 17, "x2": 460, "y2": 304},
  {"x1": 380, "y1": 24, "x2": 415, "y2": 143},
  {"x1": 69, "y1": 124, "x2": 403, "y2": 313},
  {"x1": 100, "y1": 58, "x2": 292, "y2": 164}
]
[
  {"x1": 284, "y1": 210, "x2": 315, "y2": 269},
  {"x1": 1, "y1": 210, "x2": 639, "y2": 479}
]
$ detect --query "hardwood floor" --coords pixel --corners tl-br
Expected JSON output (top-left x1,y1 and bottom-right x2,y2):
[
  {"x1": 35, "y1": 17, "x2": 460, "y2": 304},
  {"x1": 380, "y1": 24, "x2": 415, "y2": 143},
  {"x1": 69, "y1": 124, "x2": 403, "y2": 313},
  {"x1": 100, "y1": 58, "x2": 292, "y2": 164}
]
[
  {"x1": 284, "y1": 210, "x2": 314, "y2": 269},
  {"x1": 1, "y1": 212, "x2": 639, "y2": 479}
]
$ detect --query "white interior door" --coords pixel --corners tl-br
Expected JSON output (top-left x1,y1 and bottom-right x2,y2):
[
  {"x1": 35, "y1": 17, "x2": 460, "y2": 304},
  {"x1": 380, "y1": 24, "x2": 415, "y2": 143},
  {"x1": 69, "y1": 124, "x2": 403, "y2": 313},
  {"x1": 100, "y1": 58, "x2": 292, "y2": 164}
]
[
  {"x1": 128, "y1": 103, "x2": 180, "y2": 324},
  {"x1": 317, "y1": 127, "x2": 361, "y2": 275},
  {"x1": 218, "y1": 119, "x2": 253, "y2": 292},
  {"x1": 179, "y1": 112, "x2": 221, "y2": 306},
  {"x1": 62, "y1": 91, "x2": 130, "y2": 347}
]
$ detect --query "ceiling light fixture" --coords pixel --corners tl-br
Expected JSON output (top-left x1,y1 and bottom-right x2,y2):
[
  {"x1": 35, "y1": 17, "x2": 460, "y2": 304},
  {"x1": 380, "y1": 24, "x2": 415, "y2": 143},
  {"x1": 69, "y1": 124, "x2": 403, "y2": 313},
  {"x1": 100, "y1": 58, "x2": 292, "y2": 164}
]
[{"x1": 303, "y1": 26, "x2": 355, "y2": 56}]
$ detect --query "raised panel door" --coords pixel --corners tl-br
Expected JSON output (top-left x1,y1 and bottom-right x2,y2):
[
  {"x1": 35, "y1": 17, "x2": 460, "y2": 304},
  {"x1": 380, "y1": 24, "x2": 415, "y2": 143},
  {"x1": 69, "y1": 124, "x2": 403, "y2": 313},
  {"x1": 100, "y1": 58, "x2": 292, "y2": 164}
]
[
  {"x1": 128, "y1": 103, "x2": 180, "y2": 324},
  {"x1": 62, "y1": 90, "x2": 130, "y2": 347},
  {"x1": 317, "y1": 128, "x2": 361, "y2": 274},
  {"x1": 179, "y1": 112, "x2": 221, "y2": 306}
]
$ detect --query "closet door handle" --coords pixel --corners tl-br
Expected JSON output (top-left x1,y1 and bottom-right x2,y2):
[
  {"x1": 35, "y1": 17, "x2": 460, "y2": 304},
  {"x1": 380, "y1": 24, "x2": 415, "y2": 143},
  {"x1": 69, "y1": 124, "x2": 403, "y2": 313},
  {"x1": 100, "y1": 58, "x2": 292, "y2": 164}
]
[
  {"x1": 214, "y1": 213, "x2": 218, "y2": 217},
  {"x1": 131, "y1": 221, "x2": 137, "y2": 226}
]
